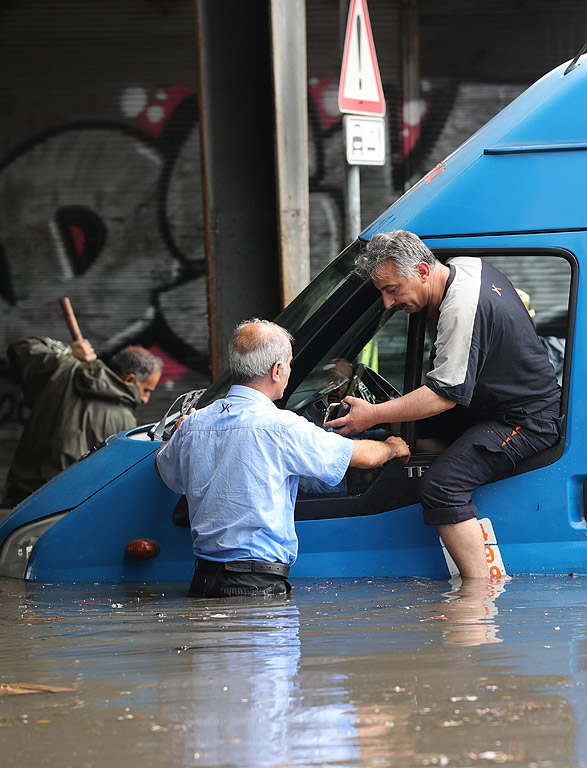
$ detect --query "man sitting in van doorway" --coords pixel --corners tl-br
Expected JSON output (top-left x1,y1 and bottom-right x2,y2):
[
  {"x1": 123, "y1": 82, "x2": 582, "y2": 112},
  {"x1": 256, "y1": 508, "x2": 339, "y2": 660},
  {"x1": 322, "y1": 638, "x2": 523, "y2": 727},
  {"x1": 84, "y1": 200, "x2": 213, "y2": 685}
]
[{"x1": 327, "y1": 229, "x2": 562, "y2": 579}]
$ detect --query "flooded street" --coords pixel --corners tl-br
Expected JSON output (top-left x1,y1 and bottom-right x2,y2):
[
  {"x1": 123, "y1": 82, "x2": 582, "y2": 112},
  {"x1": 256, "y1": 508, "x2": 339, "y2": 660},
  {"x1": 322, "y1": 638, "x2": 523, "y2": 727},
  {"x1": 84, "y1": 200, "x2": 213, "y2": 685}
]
[{"x1": 1, "y1": 575, "x2": 586, "y2": 768}]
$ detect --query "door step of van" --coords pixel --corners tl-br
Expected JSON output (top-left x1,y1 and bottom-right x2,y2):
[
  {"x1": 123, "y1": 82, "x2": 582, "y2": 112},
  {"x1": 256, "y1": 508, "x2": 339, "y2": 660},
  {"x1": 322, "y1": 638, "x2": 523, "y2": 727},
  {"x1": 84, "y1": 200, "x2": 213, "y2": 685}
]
[{"x1": 404, "y1": 454, "x2": 440, "y2": 479}]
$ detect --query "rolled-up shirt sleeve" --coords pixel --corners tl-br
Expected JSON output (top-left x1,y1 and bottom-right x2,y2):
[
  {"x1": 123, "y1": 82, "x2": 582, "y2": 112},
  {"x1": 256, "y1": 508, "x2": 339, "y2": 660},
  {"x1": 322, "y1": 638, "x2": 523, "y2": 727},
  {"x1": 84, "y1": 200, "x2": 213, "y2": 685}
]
[{"x1": 279, "y1": 413, "x2": 354, "y2": 486}]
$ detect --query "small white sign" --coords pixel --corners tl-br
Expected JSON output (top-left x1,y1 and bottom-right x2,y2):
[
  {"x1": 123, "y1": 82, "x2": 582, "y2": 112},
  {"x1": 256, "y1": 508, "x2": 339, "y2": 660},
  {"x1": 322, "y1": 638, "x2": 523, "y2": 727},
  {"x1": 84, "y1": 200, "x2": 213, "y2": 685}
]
[{"x1": 344, "y1": 115, "x2": 386, "y2": 166}]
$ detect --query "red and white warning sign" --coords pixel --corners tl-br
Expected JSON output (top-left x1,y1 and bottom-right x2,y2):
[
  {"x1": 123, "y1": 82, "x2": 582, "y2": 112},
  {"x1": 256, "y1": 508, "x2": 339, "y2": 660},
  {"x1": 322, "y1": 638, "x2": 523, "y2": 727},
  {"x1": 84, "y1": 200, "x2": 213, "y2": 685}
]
[{"x1": 338, "y1": 0, "x2": 386, "y2": 116}]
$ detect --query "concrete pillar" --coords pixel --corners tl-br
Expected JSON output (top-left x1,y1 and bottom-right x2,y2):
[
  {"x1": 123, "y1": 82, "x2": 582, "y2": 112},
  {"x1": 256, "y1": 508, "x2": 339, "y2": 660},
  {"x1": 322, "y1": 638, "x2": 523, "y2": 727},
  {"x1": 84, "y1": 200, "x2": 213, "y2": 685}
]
[
  {"x1": 196, "y1": 0, "x2": 281, "y2": 377},
  {"x1": 270, "y1": 0, "x2": 311, "y2": 306},
  {"x1": 196, "y1": 0, "x2": 310, "y2": 376}
]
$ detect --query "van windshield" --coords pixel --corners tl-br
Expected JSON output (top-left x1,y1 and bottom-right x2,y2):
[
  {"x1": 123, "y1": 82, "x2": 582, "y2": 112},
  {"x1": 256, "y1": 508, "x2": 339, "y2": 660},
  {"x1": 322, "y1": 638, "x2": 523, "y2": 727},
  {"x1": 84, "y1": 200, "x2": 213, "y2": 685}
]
[{"x1": 274, "y1": 242, "x2": 360, "y2": 334}]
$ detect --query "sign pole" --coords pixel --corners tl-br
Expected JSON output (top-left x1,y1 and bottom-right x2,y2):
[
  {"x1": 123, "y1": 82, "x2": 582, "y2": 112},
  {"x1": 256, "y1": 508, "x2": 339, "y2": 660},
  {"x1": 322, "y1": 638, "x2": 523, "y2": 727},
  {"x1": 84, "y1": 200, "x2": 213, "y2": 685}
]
[
  {"x1": 346, "y1": 165, "x2": 361, "y2": 241},
  {"x1": 338, "y1": 0, "x2": 386, "y2": 243}
]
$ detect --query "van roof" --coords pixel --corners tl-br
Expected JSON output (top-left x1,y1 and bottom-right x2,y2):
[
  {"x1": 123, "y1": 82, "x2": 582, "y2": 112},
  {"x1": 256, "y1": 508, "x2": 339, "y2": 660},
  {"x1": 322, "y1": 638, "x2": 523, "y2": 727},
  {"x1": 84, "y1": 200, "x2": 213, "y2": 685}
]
[{"x1": 362, "y1": 54, "x2": 587, "y2": 241}]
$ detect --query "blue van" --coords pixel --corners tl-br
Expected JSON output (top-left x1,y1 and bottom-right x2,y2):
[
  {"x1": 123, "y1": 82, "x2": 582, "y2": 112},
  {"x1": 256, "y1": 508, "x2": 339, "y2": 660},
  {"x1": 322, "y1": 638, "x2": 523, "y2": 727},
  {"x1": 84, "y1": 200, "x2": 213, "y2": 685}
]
[{"x1": 1, "y1": 53, "x2": 585, "y2": 582}]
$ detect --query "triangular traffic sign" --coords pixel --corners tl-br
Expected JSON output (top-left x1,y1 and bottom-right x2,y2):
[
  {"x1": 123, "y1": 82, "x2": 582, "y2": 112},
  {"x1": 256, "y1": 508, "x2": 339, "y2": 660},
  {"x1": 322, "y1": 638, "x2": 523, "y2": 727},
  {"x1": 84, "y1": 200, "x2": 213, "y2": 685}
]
[{"x1": 338, "y1": 0, "x2": 385, "y2": 116}]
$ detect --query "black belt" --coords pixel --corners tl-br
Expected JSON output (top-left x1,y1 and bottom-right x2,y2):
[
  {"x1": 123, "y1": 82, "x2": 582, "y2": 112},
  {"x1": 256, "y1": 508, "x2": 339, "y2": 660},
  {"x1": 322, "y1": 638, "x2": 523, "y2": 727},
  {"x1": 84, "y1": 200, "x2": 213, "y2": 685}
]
[{"x1": 196, "y1": 558, "x2": 290, "y2": 578}]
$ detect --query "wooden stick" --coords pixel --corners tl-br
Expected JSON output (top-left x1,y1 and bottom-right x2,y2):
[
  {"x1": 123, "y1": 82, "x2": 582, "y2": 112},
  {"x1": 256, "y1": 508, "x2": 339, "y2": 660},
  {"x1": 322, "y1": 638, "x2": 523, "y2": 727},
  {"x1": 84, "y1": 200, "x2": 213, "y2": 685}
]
[{"x1": 59, "y1": 297, "x2": 83, "y2": 342}]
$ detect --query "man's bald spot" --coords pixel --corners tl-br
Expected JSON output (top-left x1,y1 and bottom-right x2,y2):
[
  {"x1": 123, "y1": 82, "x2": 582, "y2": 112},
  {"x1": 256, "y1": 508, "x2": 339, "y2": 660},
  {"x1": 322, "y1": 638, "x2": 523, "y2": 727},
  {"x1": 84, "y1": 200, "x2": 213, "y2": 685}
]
[{"x1": 233, "y1": 321, "x2": 286, "y2": 354}]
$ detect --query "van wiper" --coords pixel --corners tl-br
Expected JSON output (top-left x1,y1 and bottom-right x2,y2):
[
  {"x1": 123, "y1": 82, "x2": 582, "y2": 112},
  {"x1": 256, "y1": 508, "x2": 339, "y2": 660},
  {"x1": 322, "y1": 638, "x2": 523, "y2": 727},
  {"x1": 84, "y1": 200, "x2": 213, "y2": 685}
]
[
  {"x1": 149, "y1": 389, "x2": 206, "y2": 442},
  {"x1": 564, "y1": 42, "x2": 587, "y2": 75}
]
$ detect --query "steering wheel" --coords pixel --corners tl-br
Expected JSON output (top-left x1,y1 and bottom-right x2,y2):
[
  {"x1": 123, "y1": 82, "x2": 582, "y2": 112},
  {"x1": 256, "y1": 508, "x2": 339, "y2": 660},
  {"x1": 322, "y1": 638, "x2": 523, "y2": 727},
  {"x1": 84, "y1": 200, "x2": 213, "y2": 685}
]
[
  {"x1": 289, "y1": 377, "x2": 349, "y2": 416},
  {"x1": 289, "y1": 364, "x2": 402, "y2": 427}
]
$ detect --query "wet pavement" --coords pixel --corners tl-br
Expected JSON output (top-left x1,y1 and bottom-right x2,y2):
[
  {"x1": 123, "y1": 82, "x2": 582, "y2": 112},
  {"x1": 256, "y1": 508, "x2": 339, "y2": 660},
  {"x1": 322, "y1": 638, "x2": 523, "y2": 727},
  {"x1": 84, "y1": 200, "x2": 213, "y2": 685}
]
[{"x1": 0, "y1": 575, "x2": 586, "y2": 768}]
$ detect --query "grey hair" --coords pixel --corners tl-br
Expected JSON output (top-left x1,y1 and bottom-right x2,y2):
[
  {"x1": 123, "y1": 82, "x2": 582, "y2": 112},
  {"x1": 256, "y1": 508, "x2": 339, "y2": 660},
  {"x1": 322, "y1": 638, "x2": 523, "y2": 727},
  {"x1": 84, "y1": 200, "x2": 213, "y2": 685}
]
[
  {"x1": 229, "y1": 318, "x2": 293, "y2": 383},
  {"x1": 109, "y1": 346, "x2": 162, "y2": 383},
  {"x1": 355, "y1": 230, "x2": 437, "y2": 280}
]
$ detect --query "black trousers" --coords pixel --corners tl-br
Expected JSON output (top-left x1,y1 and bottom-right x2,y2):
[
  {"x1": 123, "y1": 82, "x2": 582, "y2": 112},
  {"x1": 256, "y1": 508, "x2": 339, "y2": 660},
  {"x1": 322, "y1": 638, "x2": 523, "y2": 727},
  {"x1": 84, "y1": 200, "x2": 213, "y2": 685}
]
[
  {"x1": 188, "y1": 559, "x2": 292, "y2": 598},
  {"x1": 419, "y1": 404, "x2": 561, "y2": 526}
]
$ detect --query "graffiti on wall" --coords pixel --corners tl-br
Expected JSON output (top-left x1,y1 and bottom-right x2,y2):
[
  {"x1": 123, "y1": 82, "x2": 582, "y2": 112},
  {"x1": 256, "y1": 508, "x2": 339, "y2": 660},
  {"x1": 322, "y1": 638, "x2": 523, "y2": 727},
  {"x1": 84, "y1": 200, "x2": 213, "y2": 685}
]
[
  {"x1": 0, "y1": 85, "x2": 209, "y2": 428},
  {"x1": 0, "y1": 87, "x2": 206, "y2": 355}
]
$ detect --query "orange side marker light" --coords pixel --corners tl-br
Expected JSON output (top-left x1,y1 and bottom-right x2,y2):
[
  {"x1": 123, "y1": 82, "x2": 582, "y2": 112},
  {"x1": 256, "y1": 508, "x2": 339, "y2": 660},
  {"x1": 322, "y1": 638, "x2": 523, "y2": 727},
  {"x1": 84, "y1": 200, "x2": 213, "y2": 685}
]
[{"x1": 126, "y1": 539, "x2": 161, "y2": 559}]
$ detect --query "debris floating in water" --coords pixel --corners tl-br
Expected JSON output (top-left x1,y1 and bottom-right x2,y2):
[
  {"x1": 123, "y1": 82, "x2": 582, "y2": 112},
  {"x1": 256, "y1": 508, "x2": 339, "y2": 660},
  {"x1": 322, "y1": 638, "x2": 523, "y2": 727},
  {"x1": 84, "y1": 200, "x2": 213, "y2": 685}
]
[{"x1": 0, "y1": 683, "x2": 75, "y2": 696}]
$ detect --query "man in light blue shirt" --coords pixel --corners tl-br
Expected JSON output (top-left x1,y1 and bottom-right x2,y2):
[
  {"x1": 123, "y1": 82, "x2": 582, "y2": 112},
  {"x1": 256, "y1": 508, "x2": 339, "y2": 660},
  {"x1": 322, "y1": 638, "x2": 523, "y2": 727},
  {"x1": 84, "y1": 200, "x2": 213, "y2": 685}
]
[{"x1": 156, "y1": 318, "x2": 410, "y2": 598}]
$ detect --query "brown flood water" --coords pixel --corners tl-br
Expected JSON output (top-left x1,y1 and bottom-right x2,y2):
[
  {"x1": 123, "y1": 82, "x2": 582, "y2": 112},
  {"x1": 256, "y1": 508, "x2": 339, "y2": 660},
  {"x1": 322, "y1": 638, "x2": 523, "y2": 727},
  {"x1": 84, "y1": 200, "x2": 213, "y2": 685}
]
[{"x1": 0, "y1": 575, "x2": 586, "y2": 768}]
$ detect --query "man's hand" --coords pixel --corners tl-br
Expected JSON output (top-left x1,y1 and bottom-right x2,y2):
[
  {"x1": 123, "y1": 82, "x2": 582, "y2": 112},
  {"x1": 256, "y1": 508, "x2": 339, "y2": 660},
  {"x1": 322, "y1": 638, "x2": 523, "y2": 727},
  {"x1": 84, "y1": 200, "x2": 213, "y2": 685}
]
[
  {"x1": 324, "y1": 396, "x2": 376, "y2": 435},
  {"x1": 349, "y1": 433, "x2": 411, "y2": 469},
  {"x1": 170, "y1": 410, "x2": 194, "y2": 437},
  {"x1": 384, "y1": 435, "x2": 411, "y2": 465},
  {"x1": 155, "y1": 409, "x2": 195, "y2": 476},
  {"x1": 71, "y1": 338, "x2": 97, "y2": 362},
  {"x1": 326, "y1": 385, "x2": 456, "y2": 435}
]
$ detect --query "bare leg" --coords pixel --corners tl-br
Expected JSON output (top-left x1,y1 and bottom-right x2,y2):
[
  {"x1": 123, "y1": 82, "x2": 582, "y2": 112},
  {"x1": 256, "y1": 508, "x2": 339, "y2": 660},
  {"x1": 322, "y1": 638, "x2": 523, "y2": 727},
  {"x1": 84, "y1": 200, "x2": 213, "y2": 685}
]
[{"x1": 436, "y1": 519, "x2": 488, "y2": 578}]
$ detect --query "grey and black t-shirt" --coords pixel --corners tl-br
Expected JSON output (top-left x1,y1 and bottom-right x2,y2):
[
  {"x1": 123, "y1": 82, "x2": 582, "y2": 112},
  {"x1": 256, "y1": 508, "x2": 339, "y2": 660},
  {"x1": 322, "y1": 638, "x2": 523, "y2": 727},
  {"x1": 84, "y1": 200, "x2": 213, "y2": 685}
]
[{"x1": 426, "y1": 257, "x2": 561, "y2": 420}]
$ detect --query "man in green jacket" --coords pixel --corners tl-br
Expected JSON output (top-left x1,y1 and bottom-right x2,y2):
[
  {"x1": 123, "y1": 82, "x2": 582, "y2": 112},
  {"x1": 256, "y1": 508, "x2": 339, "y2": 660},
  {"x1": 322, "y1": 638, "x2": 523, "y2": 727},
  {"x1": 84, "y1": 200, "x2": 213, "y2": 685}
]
[{"x1": 2, "y1": 336, "x2": 162, "y2": 507}]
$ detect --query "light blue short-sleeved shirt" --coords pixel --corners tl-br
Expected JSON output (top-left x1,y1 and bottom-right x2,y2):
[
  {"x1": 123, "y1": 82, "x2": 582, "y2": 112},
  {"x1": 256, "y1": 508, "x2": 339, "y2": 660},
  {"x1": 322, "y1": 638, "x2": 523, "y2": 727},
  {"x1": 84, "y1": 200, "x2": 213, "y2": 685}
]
[{"x1": 156, "y1": 385, "x2": 354, "y2": 565}]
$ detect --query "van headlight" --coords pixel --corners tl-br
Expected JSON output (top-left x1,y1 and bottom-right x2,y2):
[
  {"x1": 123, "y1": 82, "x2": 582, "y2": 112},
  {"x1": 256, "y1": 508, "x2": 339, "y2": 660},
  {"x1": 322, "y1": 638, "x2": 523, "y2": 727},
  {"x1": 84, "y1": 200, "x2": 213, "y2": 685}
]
[{"x1": 0, "y1": 513, "x2": 69, "y2": 579}]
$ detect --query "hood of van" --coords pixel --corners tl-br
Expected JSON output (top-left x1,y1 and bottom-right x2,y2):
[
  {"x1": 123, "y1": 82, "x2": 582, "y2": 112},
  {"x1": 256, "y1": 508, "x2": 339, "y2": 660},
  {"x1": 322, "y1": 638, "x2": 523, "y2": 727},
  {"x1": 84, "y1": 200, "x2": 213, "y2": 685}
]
[{"x1": 0, "y1": 430, "x2": 158, "y2": 541}]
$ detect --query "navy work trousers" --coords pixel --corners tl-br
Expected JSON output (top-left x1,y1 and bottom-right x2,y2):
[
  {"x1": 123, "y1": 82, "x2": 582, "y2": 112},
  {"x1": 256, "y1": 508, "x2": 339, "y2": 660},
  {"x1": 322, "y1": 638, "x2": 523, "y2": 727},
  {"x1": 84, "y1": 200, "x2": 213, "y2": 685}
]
[{"x1": 418, "y1": 404, "x2": 561, "y2": 526}]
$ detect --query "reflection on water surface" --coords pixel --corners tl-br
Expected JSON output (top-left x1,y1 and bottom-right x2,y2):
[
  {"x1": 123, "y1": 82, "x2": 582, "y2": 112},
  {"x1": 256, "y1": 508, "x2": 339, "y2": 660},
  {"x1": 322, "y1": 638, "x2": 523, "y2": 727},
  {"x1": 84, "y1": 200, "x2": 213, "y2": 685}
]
[{"x1": 0, "y1": 575, "x2": 585, "y2": 767}]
